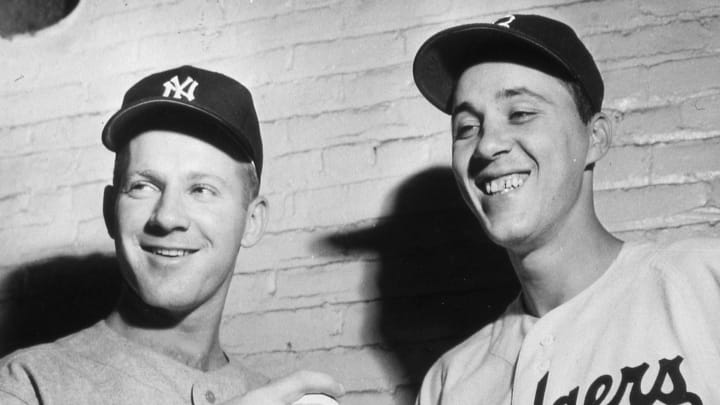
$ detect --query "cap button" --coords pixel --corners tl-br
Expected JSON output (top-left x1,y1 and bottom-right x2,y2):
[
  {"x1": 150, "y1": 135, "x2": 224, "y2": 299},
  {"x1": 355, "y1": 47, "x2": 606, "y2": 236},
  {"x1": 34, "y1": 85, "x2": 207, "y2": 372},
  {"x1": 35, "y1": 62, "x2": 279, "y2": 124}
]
[{"x1": 205, "y1": 390, "x2": 216, "y2": 403}]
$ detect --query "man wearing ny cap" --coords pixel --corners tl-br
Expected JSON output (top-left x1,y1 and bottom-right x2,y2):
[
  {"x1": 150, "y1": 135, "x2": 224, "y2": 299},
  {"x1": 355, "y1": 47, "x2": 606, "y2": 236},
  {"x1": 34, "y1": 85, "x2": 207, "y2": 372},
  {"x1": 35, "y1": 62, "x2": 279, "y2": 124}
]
[
  {"x1": 0, "y1": 66, "x2": 343, "y2": 405},
  {"x1": 413, "y1": 14, "x2": 720, "y2": 404}
]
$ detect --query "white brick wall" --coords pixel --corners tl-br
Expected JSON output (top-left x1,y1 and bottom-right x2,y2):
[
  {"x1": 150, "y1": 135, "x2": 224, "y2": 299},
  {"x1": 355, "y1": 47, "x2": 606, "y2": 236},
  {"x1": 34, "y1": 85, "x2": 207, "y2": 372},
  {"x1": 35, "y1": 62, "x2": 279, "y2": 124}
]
[{"x1": 1, "y1": 1, "x2": 719, "y2": 403}]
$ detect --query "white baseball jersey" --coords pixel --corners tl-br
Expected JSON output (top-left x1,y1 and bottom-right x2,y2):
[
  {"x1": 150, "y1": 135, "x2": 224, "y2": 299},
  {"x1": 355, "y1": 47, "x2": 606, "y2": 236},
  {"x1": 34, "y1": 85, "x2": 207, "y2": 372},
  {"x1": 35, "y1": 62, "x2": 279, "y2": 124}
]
[{"x1": 416, "y1": 238, "x2": 720, "y2": 405}]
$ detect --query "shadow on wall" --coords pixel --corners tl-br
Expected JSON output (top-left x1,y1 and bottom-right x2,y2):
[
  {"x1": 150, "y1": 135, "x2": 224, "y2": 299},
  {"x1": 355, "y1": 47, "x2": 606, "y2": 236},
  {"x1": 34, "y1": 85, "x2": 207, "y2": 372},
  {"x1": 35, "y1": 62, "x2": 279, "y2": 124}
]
[
  {"x1": 322, "y1": 166, "x2": 519, "y2": 398},
  {"x1": 0, "y1": 254, "x2": 121, "y2": 357}
]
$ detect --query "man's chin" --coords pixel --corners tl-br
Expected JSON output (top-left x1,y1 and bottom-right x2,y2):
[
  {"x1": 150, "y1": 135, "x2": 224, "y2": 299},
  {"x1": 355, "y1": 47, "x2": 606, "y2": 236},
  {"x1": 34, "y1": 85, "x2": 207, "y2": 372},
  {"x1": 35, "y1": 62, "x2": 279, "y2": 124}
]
[
  {"x1": 144, "y1": 295, "x2": 197, "y2": 314},
  {"x1": 133, "y1": 285, "x2": 200, "y2": 313},
  {"x1": 479, "y1": 220, "x2": 533, "y2": 250}
]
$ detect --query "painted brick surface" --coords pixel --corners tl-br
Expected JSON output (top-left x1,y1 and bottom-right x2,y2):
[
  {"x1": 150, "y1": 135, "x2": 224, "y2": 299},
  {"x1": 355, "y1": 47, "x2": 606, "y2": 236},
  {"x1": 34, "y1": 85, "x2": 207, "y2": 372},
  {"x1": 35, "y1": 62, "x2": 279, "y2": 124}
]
[{"x1": 0, "y1": 1, "x2": 718, "y2": 404}]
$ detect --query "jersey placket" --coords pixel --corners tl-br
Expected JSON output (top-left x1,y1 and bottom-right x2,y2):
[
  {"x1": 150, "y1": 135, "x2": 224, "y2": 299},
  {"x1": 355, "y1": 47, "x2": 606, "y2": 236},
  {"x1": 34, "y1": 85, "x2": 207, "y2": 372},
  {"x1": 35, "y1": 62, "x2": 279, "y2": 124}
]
[{"x1": 512, "y1": 316, "x2": 558, "y2": 405}]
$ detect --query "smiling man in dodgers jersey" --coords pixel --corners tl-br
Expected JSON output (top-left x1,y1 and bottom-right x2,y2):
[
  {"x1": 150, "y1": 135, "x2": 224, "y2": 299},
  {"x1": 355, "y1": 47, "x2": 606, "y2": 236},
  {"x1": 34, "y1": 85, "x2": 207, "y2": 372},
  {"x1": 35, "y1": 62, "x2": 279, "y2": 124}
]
[{"x1": 412, "y1": 14, "x2": 720, "y2": 405}]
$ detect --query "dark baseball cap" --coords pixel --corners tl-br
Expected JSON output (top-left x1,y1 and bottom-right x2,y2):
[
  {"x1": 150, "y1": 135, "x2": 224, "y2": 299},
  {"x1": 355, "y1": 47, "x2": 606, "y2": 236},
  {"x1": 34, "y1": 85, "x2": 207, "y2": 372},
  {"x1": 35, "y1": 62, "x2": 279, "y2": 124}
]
[
  {"x1": 102, "y1": 65, "x2": 263, "y2": 178},
  {"x1": 413, "y1": 14, "x2": 603, "y2": 115}
]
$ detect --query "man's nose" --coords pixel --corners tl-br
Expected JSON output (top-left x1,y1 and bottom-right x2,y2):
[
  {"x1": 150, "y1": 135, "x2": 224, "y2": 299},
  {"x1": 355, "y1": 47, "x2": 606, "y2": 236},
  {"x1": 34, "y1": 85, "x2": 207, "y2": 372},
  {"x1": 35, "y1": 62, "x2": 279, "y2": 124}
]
[
  {"x1": 473, "y1": 120, "x2": 512, "y2": 160},
  {"x1": 147, "y1": 189, "x2": 191, "y2": 233}
]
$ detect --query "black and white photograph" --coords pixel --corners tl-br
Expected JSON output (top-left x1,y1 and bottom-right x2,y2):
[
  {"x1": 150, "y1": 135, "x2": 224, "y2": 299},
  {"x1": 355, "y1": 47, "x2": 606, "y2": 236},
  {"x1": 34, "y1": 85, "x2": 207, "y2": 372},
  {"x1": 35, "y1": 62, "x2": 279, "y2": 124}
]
[{"x1": 0, "y1": 1, "x2": 718, "y2": 404}]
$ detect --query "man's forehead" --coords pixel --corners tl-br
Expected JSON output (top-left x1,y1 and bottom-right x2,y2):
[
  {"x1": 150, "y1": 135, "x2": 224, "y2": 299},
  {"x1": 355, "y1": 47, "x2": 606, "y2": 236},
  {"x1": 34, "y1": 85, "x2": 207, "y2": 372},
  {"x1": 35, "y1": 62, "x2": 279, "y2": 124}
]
[
  {"x1": 117, "y1": 131, "x2": 254, "y2": 179},
  {"x1": 113, "y1": 111, "x2": 255, "y2": 163},
  {"x1": 452, "y1": 62, "x2": 571, "y2": 110},
  {"x1": 117, "y1": 131, "x2": 228, "y2": 170},
  {"x1": 118, "y1": 128, "x2": 252, "y2": 164},
  {"x1": 458, "y1": 61, "x2": 562, "y2": 85}
]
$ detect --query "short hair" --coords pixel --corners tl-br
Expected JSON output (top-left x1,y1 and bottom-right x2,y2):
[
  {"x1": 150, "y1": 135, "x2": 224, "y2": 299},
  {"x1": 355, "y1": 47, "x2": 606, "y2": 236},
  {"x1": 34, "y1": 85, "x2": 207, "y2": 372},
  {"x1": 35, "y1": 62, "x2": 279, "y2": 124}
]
[{"x1": 563, "y1": 79, "x2": 595, "y2": 125}]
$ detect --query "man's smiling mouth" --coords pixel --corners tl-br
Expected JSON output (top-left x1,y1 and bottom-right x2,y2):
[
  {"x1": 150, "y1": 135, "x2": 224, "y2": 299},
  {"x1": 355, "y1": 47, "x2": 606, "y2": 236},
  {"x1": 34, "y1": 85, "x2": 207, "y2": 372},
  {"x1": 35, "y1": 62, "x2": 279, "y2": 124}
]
[
  {"x1": 476, "y1": 173, "x2": 529, "y2": 196},
  {"x1": 141, "y1": 246, "x2": 198, "y2": 257}
]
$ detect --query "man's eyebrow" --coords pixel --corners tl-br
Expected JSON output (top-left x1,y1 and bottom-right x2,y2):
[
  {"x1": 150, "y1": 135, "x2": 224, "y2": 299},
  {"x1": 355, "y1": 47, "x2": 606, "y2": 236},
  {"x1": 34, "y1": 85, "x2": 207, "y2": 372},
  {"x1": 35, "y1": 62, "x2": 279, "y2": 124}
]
[
  {"x1": 187, "y1": 171, "x2": 230, "y2": 188},
  {"x1": 451, "y1": 87, "x2": 554, "y2": 116},
  {"x1": 128, "y1": 169, "x2": 161, "y2": 180},
  {"x1": 119, "y1": 169, "x2": 161, "y2": 188},
  {"x1": 451, "y1": 101, "x2": 480, "y2": 118},
  {"x1": 496, "y1": 87, "x2": 553, "y2": 105}
]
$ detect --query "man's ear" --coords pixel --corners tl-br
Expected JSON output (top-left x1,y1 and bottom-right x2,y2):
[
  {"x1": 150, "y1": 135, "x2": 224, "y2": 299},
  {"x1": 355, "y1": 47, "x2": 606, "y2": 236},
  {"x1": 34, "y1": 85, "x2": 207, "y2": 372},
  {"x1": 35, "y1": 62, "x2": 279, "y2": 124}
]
[
  {"x1": 241, "y1": 195, "x2": 268, "y2": 248},
  {"x1": 585, "y1": 111, "x2": 614, "y2": 167},
  {"x1": 103, "y1": 185, "x2": 117, "y2": 239}
]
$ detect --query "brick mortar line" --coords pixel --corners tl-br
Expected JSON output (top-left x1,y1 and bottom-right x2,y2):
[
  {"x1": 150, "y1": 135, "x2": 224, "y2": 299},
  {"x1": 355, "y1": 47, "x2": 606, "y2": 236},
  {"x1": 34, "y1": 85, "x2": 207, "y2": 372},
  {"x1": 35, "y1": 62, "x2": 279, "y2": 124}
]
[
  {"x1": 612, "y1": 130, "x2": 720, "y2": 147},
  {"x1": 0, "y1": 111, "x2": 107, "y2": 131},
  {"x1": 0, "y1": 80, "x2": 87, "y2": 98},
  {"x1": 611, "y1": 91, "x2": 720, "y2": 114},
  {"x1": 600, "y1": 49, "x2": 720, "y2": 71},
  {"x1": 260, "y1": 98, "x2": 412, "y2": 124},
  {"x1": 273, "y1": 132, "x2": 437, "y2": 159},
  {"x1": 602, "y1": 51, "x2": 720, "y2": 73},
  {"x1": 608, "y1": 215, "x2": 720, "y2": 234},
  {"x1": 583, "y1": 12, "x2": 720, "y2": 39},
  {"x1": 263, "y1": 257, "x2": 381, "y2": 272}
]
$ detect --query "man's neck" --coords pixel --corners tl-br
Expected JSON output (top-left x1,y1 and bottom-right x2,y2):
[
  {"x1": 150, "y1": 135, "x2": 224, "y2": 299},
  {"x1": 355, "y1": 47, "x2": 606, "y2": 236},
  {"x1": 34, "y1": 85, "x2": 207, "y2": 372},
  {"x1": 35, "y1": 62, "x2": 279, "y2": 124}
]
[
  {"x1": 106, "y1": 288, "x2": 228, "y2": 372},
  {"x1": 508, "y1": 215, "x2": 623, "y2": 318}
]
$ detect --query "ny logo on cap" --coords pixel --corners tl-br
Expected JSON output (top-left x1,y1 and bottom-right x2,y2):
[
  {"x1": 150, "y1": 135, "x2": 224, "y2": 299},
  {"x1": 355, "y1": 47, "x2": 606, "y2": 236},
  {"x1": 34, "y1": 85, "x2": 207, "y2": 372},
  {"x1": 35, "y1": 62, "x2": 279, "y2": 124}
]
[
  {"x1": 162, "y1": 75, "x2": 199, "y2": 101},
  {"x1": 495, "y1": 15, "x2": 515, "y2": 28}
]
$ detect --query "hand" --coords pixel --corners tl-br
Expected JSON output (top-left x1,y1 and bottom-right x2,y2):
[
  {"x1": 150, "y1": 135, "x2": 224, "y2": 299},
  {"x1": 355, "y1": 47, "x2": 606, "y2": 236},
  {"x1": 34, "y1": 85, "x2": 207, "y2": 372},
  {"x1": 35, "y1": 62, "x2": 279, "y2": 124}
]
[{"x1": 222, "y1": 370, "x2": 344, "y2": 405}]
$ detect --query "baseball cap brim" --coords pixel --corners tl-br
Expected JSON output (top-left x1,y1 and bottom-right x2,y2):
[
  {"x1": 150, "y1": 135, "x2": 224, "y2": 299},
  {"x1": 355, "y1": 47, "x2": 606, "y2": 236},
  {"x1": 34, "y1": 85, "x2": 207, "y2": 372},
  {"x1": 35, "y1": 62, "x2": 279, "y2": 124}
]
[
  {"x1": 413, "y1": 23, "x2": 585, "y2": 114},
  {"x1": 102, "y1": 99, "x2": 257, "y2": 171}
]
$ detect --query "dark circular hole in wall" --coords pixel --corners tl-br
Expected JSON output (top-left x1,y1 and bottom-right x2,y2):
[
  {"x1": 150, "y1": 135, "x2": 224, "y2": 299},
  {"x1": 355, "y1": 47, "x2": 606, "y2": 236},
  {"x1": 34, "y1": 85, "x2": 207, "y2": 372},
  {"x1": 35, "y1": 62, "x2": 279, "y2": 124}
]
[{"x1": 0, "y1": 0, "x2": 80, "y2": 39}]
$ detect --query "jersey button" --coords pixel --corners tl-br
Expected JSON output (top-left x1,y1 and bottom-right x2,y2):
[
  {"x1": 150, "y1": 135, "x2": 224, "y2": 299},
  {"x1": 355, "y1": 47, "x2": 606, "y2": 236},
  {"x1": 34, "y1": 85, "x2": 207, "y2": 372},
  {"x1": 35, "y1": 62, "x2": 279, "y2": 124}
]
[
  {"x1": 540, "y1": 334, "x2": 554, "y2": 346},
  {"x1": 537, "y1": 360, "x2": 550, "y2": 372},
  {"x1": 205, "y1": 390, "x2": 216, "y2": 403}
]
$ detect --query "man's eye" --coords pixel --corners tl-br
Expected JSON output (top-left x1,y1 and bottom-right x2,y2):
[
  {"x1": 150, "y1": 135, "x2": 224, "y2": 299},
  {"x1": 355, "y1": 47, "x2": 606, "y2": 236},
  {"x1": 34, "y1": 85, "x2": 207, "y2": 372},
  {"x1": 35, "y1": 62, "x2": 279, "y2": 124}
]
[
  {"x1": 126, "y1": 182, "x2": 158, "y2": 197},
  {"x1": 191, "y1": 185, "x2": 218, "y2": 199},
  {"x1": 454, "y1": 124, "x2": 480, "y2": 140},
  {"x1": 509, "y1": 110, "x2": 536, "y2": 123}
]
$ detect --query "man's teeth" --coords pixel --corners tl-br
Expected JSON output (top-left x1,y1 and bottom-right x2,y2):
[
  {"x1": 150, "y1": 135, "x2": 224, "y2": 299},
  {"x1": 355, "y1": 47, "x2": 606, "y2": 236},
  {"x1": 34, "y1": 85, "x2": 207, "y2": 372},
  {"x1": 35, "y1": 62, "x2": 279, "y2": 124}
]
[
  {"x1": 483, "y1": 174, "x2": 527, "y2": 195},
  {"x1": 152, "y1": 248, "x2": 192, "y2": 257}
]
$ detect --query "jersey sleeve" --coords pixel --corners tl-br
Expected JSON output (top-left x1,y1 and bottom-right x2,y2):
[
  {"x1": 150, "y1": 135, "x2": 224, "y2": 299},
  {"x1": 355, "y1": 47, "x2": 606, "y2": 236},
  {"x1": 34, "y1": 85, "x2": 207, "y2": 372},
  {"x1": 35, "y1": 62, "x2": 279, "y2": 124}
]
[
  {"x1": 415, "y1": 358, "x2": 446, "y2": 405},
  {"x1": 661, "y1": 238, "x2": 720, "y2": 348},
  {"x1": 0, "y1": 355, "x2": 41, "y2": 405}
]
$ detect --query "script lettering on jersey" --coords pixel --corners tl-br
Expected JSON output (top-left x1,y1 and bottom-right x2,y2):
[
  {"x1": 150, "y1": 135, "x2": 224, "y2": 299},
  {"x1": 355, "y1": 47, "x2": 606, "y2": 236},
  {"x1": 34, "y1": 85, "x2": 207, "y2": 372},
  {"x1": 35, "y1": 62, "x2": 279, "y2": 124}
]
[{"x1": 533, "y1": 355, "x2": 702, "y2": 405}]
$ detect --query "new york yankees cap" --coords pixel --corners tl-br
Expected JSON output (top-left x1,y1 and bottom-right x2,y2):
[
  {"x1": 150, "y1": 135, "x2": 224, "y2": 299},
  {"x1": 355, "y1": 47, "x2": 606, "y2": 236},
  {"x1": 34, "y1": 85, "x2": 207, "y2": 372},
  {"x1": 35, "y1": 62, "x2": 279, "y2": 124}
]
[
  {"x1": 413, "y1": 14, "x2": 603, "y2": 115},
  {"x1": 102, "y1": 65, "x2": 264, "y2": 177}
]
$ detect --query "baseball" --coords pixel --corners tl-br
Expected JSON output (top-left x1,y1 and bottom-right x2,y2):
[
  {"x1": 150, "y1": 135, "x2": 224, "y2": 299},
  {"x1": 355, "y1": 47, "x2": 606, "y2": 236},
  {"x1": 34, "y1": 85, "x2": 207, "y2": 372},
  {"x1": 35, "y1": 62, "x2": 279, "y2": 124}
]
[{"x1": 292, "y1": 393, "x2": 339, "y2": 405}]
